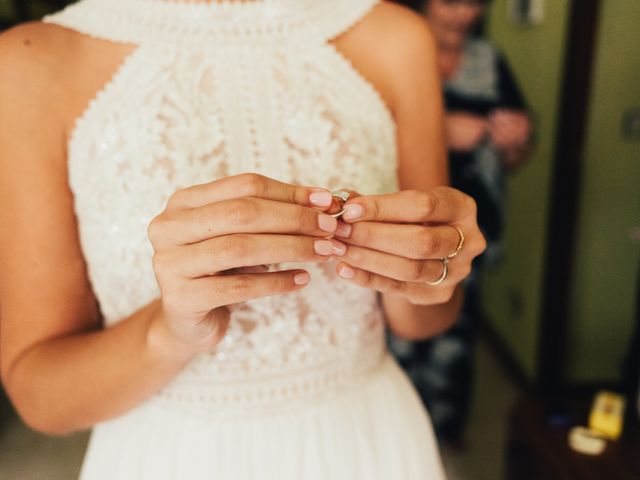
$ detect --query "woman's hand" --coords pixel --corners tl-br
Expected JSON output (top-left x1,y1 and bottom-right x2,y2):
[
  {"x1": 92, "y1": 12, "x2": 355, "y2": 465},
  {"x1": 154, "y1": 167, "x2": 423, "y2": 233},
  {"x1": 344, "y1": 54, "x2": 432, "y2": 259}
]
[
  {"x1": 147, "y1": 173, "x2": 346, "y2": 353},
  {"x1": 488, "y1": 109, "x2": 532, "y2": 151},
  {"x1": 332, "y1": 187, "x2": 486, "y2": 306},
  {"x1": 445, "y1": 113, "x2": 488, "y2": 152}
]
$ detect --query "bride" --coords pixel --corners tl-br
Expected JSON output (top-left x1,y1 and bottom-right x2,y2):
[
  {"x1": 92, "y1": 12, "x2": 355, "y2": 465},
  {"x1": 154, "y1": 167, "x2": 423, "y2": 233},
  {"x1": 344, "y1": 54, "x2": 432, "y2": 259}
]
[{"x1": 0, "y1": 0, "x2": 485, "y2": 478}]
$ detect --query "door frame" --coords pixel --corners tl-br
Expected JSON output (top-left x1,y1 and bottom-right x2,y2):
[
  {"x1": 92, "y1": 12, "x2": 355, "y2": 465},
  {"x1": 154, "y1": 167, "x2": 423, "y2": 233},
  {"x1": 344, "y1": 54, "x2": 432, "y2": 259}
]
[{"x1": 537, "y1": 0, "x2": 602, "y2": 392}]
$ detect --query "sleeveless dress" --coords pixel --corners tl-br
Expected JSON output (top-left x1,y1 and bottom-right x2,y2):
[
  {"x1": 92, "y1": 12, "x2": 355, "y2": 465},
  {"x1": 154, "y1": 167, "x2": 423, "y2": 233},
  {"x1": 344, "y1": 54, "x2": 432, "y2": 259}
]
[{"x1": 44, "y1": 1, "x2": 446, "y2": 478}]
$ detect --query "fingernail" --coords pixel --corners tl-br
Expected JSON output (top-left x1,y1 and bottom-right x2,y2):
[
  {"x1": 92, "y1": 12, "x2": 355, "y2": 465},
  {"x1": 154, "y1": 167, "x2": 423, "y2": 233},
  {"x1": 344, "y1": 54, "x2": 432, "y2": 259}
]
[
  {"x1": 334, "y1": 222, "x2": 352, "y2": 238},
  {"x1": 318, "y1": 214, "x2": 337, "y2": 233},
  {"x1": 332, "y1": 240, "x2": 347, "y2": 256},
  {"x1": 309, "y1": 191, "x2": 332, "y2": 207},
  {"x1": 342, "y1": 204, "x2": 363, "y2": 221},
  {"x1": 294, "y1": 272, "x2": 310, "y2": 285},
  {"x1": 338, "y1": 265, "x2": 356, "y2": 279},
  {"x1": 314, "y1": 240, "x2": 334, "y2": 255}
]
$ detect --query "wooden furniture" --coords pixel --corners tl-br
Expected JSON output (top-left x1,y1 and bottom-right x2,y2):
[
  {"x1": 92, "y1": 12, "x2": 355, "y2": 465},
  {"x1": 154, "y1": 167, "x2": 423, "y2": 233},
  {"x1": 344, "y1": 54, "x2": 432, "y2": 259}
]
[{"x1": 506, "y1": 394, "x2": 640, "y2": 479}]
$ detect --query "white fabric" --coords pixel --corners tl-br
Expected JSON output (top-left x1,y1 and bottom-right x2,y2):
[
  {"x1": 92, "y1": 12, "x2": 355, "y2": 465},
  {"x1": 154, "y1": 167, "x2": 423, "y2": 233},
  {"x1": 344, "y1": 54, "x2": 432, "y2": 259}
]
[
  {"x1": 81, "y1": 356, "x2": 443, "y2": 480},
  {"x1": 44, "y1": 0, "x2": 446, "y2": 478},
  {"x1": 446, "y1": 38, "x2": 498, "y2": 100}
]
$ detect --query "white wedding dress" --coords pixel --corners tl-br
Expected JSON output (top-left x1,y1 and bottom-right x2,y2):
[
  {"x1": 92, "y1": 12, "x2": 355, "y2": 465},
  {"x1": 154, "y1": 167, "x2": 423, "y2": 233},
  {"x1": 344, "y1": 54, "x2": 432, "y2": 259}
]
[{"x1": 44, "y1": 0, "x2": 446, "y2": 478}]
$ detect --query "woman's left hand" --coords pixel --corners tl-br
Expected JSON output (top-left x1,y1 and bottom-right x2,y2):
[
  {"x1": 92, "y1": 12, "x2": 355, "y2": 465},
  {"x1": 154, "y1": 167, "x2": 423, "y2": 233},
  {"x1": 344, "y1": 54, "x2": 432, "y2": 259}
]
[
  {"x1": 488, "y1": 109, "x2": 532, "y2": 151},
  {"x1": 331, "y1": 187, "x2": 486, "y2": 306}
]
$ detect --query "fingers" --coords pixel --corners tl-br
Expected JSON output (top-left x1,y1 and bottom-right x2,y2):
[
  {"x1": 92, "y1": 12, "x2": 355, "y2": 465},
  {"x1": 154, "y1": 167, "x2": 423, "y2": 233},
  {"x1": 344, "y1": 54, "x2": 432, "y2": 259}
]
[
  {"x1": 448, "y1": 112, "x2": 487, "y2": 125},
  {"x1": 334, "y1": 262, "x2": 456, "y2": 304},
  {"x1": 336, "y1": 261, "x2": 410, "y2": 295},
  {"x1": 222, "y1": 265, "x2": 270, "y2": 275},
  {"x1": 335, "y1": 221, "x2": 462, "y2": 260},
  {"x1": 446, "y1": 115, "x2": 488, "y2": 151},
  {"x1": 339, "y1": 188, "x2": 476, "y2": 225},
  {"x1": 336, "y1": 244, "x2": 457, "y2": 283},
  {"x1": 170, "y1": 269, "x2": 313, "y2": 314},
  {"x1": 490, "y1": 110, "x2": 528, "y2": 125},
  {"x1": 490, "y1": 125, "x2": 515, "y2": 148},
  {"x1": 166, "y1": 173, "x2": 334, "y2": 211},
  {"x1": 154, "y1": 197, "x2": 338, "y2": 245},
  {"x1": 456, "y1": 114, "x2": 488, "y2": 135},
  {"x1": 490, "y1": 124, "x2": 528, "y2": 149},
  {"x1": 161, "y1": 234, "x2": 346, "y2": 278},
  {"x1": 489, "y1": 112, "x2": 531, "y2": 146}
]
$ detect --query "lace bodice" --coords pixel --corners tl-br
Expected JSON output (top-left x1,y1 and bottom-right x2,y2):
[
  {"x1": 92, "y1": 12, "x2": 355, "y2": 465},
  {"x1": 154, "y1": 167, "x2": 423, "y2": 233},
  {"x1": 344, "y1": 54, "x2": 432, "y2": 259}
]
[{"x1": 45, "y1": 0, "x2": 398, "y2": 416}]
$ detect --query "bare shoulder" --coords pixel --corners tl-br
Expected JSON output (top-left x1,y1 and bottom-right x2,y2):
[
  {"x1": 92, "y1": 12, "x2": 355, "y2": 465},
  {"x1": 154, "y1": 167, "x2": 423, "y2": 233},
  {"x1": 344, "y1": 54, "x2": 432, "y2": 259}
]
[
  {"x1": 0, "y1": 20, "x2": 80, "y2": 52},
  {"x1": 365, "y1": 2, "x2": 436, "y2": 50},
  {"x1": 0, "y1": 22, "x2": 80, "y2": 96},
  {"x1": 333, "y1": 2, "x2": 439, "y2": 113},
  {"x1": 0, "y1": 22, "x2": 84, "y2": 204},
  {"x1": 0, "y1": 21, "x2": 129, "y2": 103},
  {"x1": 362, "y1": 2, "x2": 439, "y2": 85},
  {"x1": 0, "y1": 22, "x2": 134, "y2": 141},
  {"x1": 0, "y1": 22, "x2": 89, "y2": 142},
  {"x1": 346, "y1": 2, "x2": 437, "y2": 65}
]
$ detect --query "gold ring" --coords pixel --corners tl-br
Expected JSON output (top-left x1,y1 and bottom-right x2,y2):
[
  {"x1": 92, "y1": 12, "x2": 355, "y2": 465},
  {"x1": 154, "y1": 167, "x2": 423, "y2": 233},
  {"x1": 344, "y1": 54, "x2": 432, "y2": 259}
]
[
  {"x1": 330, "y1": 190, "x2": 350, "y2": 218},
  {"x1": 447, "y1": 226, "x2": 465, "y2": 259},
  {"x1": 426, "y1": 258, "x2": 449, "y2": 286}
]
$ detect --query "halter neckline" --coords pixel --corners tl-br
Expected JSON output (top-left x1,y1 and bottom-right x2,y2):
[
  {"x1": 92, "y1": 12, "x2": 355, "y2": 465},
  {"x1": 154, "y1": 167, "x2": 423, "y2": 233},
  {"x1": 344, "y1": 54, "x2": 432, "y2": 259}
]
[{"x1": 44, "y1": 0, "x2": 379, "y2": 46}]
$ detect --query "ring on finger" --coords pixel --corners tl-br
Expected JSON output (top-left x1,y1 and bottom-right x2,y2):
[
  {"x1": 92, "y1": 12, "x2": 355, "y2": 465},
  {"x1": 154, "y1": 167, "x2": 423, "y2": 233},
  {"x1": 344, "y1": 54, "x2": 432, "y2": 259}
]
[
  {"x1": 330, "y1": 190, "x2": 350, "y2": 218},
  {"x1": 426, "y1": 258, "x2": 449, "y2": 286},
  {"x1": 447, "y1": 226, "x2": 465, "y2": 259}
]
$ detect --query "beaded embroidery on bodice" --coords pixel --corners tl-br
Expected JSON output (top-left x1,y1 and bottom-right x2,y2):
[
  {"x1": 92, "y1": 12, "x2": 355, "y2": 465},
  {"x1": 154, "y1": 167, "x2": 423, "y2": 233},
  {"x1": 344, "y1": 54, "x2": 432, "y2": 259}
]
[{"x1": 45, "y1": 0, "x2": 398, "y2": 414}]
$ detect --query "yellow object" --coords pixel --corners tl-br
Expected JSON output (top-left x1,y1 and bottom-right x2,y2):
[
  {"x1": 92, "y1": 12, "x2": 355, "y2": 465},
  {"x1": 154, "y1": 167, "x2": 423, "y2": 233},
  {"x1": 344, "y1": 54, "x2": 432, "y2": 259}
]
[
  {"x1": 588, "y1": 390, "x2": 625, "y2": 440},
  {"x1": 568, "y1": 427, "x2": 606, "y2": 455}
]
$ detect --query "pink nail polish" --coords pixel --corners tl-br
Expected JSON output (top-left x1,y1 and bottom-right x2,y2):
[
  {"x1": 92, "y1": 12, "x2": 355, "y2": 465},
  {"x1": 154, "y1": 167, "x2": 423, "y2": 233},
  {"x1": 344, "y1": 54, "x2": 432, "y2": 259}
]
[
  {"x1": 309, "y1": 191, "x2": 332, "y2": 207},
  {"x1": 338, "y1": 265, "x2": 356, "y2": 279},
  {"x1": 332, "y1": 240, "x2": 347, "y2": 256},
  {"x1": 318, "y1": 214, "x2": 337, "y2": 233},
  {"x1": 334, "y1": 222, "x2": 352, "y2": 238},
  {"x1": 314, "y1": 240, "x2": 334, "y2": 255},
  {"x1": 342, "y1": 204, "x2": 363, "y2": 221},
  {"x1": 294, "y1": 272, "x2": 310, "y2": 285}
]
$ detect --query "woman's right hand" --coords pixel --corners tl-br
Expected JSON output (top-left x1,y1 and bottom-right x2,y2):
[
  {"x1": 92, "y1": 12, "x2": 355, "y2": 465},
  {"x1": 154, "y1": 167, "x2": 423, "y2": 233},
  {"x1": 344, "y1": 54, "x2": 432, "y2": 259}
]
[
  {"x1": 147, "y1": 173, "x2": 345, "y2": 353},
  {"x1": 445, "y1": 112, "x2": 488, "y2": 152}
]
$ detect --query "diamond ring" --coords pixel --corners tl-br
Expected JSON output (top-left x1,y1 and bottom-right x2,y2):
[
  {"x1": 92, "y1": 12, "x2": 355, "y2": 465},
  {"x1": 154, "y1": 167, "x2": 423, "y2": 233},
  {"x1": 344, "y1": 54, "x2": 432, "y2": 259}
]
[{"x1": 330, "y1": 190, "x2": 350, "y2": 218}]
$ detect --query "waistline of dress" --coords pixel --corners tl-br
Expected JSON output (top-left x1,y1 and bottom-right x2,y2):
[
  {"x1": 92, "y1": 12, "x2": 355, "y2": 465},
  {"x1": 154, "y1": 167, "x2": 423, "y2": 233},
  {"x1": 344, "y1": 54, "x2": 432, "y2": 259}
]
[{"x1": 149, "y1": 344, "x2": 387, "y2": 420}]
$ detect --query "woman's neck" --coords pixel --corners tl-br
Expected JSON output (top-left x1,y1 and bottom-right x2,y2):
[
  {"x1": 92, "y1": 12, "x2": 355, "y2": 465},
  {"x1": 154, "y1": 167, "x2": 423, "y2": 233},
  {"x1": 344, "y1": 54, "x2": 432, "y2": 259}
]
[
  {"x1": 434, "y1": 30, "x2": 466, "y2": 53},
  {"x1": 438, "y1": 44, "x2": 465, "y2": 81}
]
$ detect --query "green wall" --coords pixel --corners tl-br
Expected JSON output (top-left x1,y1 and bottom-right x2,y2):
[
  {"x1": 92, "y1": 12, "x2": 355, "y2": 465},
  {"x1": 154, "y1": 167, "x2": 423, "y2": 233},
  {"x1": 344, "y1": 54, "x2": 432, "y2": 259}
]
[
  {"x1": 0, "y1": 0, "x2": 15, "y2": 22},
  {"x1": 482, "y1": 0, "x2": 571, "y2": 380},
  {"x1": 484, "y1": 0, "x2": 640, "y2": 385},
  {"x1": 567, "y1": 0, "x2": 640, "y2": 382},
  {"x1": 0, "y1": 0, "x2": 68, "y2": 24}
]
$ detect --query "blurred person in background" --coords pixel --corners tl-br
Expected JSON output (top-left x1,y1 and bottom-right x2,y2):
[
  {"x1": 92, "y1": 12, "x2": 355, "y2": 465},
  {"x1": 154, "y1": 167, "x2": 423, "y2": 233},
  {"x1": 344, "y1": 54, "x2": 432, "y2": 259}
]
[{"x1": 389, "y1": 0, "x2": 533, "y2": 442}]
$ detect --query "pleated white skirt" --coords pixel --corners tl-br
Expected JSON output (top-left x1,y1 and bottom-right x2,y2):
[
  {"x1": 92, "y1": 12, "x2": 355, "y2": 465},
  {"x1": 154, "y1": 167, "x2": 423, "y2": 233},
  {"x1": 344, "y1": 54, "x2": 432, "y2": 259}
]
[{"x1": 80, "y1": 354, "x2": 446, "y2": 479}]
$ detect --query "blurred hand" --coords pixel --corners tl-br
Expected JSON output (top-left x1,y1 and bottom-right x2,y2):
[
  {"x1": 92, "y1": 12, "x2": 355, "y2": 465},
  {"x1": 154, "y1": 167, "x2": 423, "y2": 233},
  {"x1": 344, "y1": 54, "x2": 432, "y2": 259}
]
[
  {"x1": 332, "y1": 187, "x2": 486, "y2": 306},
  {"x1": 147, "y1": 173, "x2": 345, "y2": 352},
  {"x1": 445, "y1": 113, "x2": 489, "y2": 152},
  {"x1": 488, "y1": 109, "x2": 532, "y2": 151}
]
